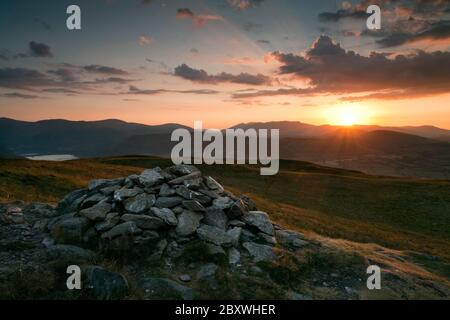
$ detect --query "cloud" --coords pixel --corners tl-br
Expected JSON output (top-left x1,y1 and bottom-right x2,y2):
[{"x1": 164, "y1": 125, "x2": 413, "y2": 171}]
[
  {"x1": 0, "y1": 68, "x2": 56, "y2": 90},
  {"x1": 243, "y1": 22, "x2": 263, "y2": 32},
  {"x1": 47, "y1": 68, "x2": 78, "y2": 82},
  {"x1": 2, "y1": 92, "x2": 41, "y2": 99},
  {"x1": 240, "y1": 35, "x2": 450, "y2": 100},
  {"x1": 176, "y1": 8, "x2": 223, "y2": 26},
  {"x1": 256, "y1": 39, "x2": 271, "y2": 44},
  {"x1": 128, "y1": 85, "x2": 220, "y2": 95},
  {"x1": 173, "y1": 64, "x2": 271, "y2": 85},
  {"x1": 138, "y1": 36, "x2": 153, "y2": 46},
  {"x1": 29, "y1": 41, "x2": 53, "y2": 57},
  {"x1": 83, "y1": 64, "x2": 129, "y2": 75},
  {"x1": 228, "y1": 0, "x2": 265, "y2": 10},
  {"x1": 318, "y1": 8, "x2": 367, "y2": 22}
]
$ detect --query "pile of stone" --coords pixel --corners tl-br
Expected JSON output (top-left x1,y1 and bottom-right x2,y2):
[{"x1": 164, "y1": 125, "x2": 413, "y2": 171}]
[{"x1": 48, "y1": 165, "x2": 307, "y2": 265}]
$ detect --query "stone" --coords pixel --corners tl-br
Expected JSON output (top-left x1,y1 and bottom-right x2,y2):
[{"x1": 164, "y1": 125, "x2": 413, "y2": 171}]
[
  {"x1": 241, "y1": 229, "x2": 258, "y2": 242},
  {"x1": 84, "y1": 266, "x2": 129, "y2": 300},
  {"x1": 212, "y1": 197, "x2": 233, "y2": 210},
  {"x1": 121, "y1": 214, "x2": 165, "y2": 230},
  {"x1": 159, "y1": 183, "x2": 175, "y2": 196},
  {"x1": 168, "y1": 171, "x2": 202, "y2": 185},
  {"x1": 196, "y1": 263, "x2": 218, "y2": 280},
  {"x1": 100, "y1": 185, "x2": 121, "y2": 196},
  {"x1": 197, "y1": 224, "x2": 233, "y2": 247},
  {"x1": 240, "y1": 195, "x2": 257, "y2": 211},
  {"x1": 227, "y1": 227, "x2": 242, "y2": 247},
  {"x1": 51, "y1": 217, "x2": 90, "y2": 244},
  {"x1": 150, "y1": 207, "x2": 178, "y2": 226},
  {"x1": 56, "y1": 188, "x2": 88, "y2": 214},
  {"x1": 258, "y1": 232, "x2": 277, "y2": 245},
  {"x1": 155, "y1": 196, "x2": 183, "y2": 208},
  {"x1": 124, "y1": 194, "x2": 155, "y2": 214},
  {"x1": 198, "y1": 189, "x2": 220, "y2": 199},
  {"x1": 183, "y1": 177, "x2": 203, "y2": 190},
  {"x1": 182, "y1": 200, "x2": 205, "y2": 212},
  {"x1": 88, "y1": 178, "x2": 123, "y2": 191},
  {"x1": 134, "y1": 230, "x2": 159, "y2": 245},
  {"x1": 204, "y1": 176, "x2": 224, "y2": 192},
  {"x1": 167, "y1": 164, "x2": 199, "y2": 176},
  {"x1": 206, "y1": 243, "x2": 226, "y2": 257},
  {"x1": 176, "y1": 211, "x2": 203, "y2": 236},
  {"x1": 243, "y1": 242, "x2": 277, "y2": 262},
  {"x1": 175, "y1": 185, "x2": 195, "y2": 199},
  {"x1": 227, "y1": 199, "x2": 248, "y2": 219},
  {"x1": 95, "y1": 214, "x2": 120, "y2": 232},
  {"x1": 242, "y1": 211, "x2": 274, "y2": 235},
  {"x1": 179, "y1": 274, "x2": 191, "y2": 282},
  {"x1": 228, "y1": 248, "x2": 241, "y2": 265},
  {"x1": 203, "y1": 207, "x2": 228, "y2": 230},
  {"x1": 141, "y1": 277, "x2": 193, "y2": 300},
  {"x1": 81, "y1": 193, "x2": 106, "y2": 208},
  {"x1": 229, "y1": 220, "x2": 245, "y2": 227},
  {"x1": 80, "y1": 202, "x2": 112, "y2": 221},
  {"x1": 172, "y1": 206, "x2": 184, "y2": 214},
  {"x1": 139, "y1": 168, "x2": 164, "y2": 187},
  {"x1": 101, "y1": 221, "x2": 142, "y2": 239},
  {"x1": 275, "y1": 230, "x2": 308, "y2": 248},
  {"x1": 113, "y1": 188, "x2": 142, "y2": 201},
  {"x1": 46, "y1": 244, "x2": 92, "y2": 261}
]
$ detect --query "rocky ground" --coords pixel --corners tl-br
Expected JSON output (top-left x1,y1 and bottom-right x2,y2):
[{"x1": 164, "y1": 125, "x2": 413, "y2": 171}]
[{"x1": 0, "y1": 164, "x2": 449, "y2": 300}]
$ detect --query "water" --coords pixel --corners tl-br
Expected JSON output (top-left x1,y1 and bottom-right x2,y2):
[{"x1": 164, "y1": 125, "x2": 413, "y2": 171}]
[{"x1": 26, "y1": 154, "x2": 79, "y2": 161}]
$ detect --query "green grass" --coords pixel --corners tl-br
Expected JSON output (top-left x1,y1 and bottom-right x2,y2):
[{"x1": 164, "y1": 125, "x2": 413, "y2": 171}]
[{"x1": 1, "y1": 156, "x2": 449, "y2": 263}]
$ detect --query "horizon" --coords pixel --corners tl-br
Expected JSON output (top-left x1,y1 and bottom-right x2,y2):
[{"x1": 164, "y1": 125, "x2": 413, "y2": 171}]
[{"x1": 1, "y1": 1, "x2": 450, "y2": 129}]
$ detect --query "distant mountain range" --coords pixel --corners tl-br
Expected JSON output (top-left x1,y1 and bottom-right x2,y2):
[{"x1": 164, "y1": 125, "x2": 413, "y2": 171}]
[{"x1": 1, "y1": 118, "x2": 449, "y2": 179}]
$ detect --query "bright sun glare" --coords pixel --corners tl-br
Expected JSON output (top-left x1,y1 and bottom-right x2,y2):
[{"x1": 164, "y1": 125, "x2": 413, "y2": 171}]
[{"x1": 328, "y1": 104, "x2": 371, "y2": 126}]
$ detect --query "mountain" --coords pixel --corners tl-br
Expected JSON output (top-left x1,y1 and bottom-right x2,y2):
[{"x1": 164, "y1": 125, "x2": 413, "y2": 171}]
[{"x1": 1, "y1": 118, "x2": 449, "y2": 179}]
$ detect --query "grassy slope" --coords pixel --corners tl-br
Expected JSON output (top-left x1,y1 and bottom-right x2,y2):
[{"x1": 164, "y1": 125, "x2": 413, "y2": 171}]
[{"x1": 1, "y1": 156, "x2": 449, "y2": 263}]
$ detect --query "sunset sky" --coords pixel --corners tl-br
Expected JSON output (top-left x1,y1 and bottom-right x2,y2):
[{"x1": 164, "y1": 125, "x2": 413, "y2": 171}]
[{"x1": 0, "y1": 0, "x2": 449, "y2": 128}]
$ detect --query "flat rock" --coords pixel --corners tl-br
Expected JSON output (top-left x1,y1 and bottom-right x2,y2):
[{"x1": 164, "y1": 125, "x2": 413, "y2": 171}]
[
  {"x1": 88, "y1": 178, "x2": 123, "y2": 191},
  {"x1": 113, "y1": 188, "x2": 142, "y2": 201},
  {"x1": 176, "y1": 211, "x2": 203, "y2": 236},
  {"x1": 80, "y1": 202, "x2": 112, "y2": 221},
  {"x1": 47, "y1": 244, "x2": 92, "y2": 261},
  {"x1": 212, "y1": 197, "x2": 233, "y2": 210},
  {"x1": 159, "y1": 183, "x2": 175, "y2": 196},
  {"x1": 227, "y1": 227, "x2": 242, "y2": 247},
  {"x1": 204, "y1": 176, "x2": 224, "y2": 192},
  {"x1": 242, "y1": 211, "x2": 274, "y2": 235},
  {"x1": 150, "y1": 207, "x2": 178, "y2": 226},
  {"x1": 196, "y1": 263, "x2": 218, "y2": 280},
  {"x1": 197, "y1": 224, "x2": 233, "y2": 247},
  {"x1": 275, "y1": 230, "x2": 308, "y2": 248},
  {"x1": 228, "y1": 247, "x2": 241, "y2": 265},
  {"x1": 124, "y1": 194, "x2": 155, "y2": 214},
  {"x1": 51, "y1": 216, "x2": 90, "y2": 243},
  {"x1": 203, "y1": 207, "x2": 228, "y2": 230},
  {"x1": 168, "y1": 171, "x2": 202, "y2": 185},
  {"x1": 101, "y1": 221, "x2": 142, "y2": 239},
  {"x1": 85, "y1": 266, "x2": 129, "y2": 300},
  {"x1": 227, "y1": 199, "x2": 248, "y2": 219},
  {"x1": 155, "y1": 196, "x2": 183, "y2": 208},
  {"x1": 182, "y1": 200, "x2": 205, "y2": 212},
  {"x1": 243, "y1": 242, "x2": 277, "y2": 262},
  {"x1": 167, "y1": 164, "x2": 200, "y2": 176},
  {"x1": 139, "y1": 168, "x2": 164, "y2": 187},
  {"x1": 121, "y1": 214, "x2": 165, "y2": 230}
]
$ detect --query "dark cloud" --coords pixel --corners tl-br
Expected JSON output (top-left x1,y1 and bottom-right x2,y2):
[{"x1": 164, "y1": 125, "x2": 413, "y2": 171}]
[
  {"x1": 239, "y1": 35, "x2": 450, "y2": 100},
  {"x1": 2, "y1": 92, "x2": 41, "y2": 99},
  {"x1": 29, "y1": 41, "x2": 53, "y2": 57},
  {"x1": 0, "y1": 68, "x2": 56, "y2": 90},
  {"x1": 83, "y1": 65, "x2": 129, "y2": 75},
  {"x1": 47, "y1": 68, "x2": 77, "y2": 82},
  {"x1": 256, "y1": 39, "x2": 271, "y2": 44},
  {"x1": 42, "y1": 88, "x2": 81, "y2": 95},
  {"x1": 128, "y1": 85, "x2": 220, "y2": 95},
  {"x1": 228, "y1": 0, "x2": 265, "y2": 10},
  {"x1": 174, "y1": 64, "x2": 271, "y2": 85},
  {"x1": 318, "y1": 9, "x2": 367, "y2": 22}
]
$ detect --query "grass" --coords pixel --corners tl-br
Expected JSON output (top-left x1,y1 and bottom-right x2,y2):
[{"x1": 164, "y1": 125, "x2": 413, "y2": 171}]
[{"x1": 1, "y1": 156, "x2": 449, "y2": 264}]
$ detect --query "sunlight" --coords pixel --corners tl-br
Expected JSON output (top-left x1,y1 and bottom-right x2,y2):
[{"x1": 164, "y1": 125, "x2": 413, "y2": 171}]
[{"x1": 326, "y1": 104, "x2": 372, "y2": 126}]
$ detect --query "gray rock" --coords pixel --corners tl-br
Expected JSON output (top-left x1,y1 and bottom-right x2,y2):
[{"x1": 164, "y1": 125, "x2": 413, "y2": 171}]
[
  {"x1": 155, "y1": 196, "x2": 183, "y2": 208},
  {"x1": 42, "y1": 237, "x2": 55, "y2": 248},
  {"x1": 80, "y1": 202, "x2": 112, "y2": 221},
  {"x1": 88, "y1": 178, "x2": 123, "y2": 191},
  {"x1": 50, "y1": 216, "x2": 90, "y2": 243},
  {"x1": 176, "y1": 211, "x2": 203, "y2": 236},
  {"x1": 241, "y1": 228, "x2": 258, "y2": 243},
  {"x1": 175, "y1": 185, "x2": 195, "y2": 199},
  {"x1": 242, "y1": 211, "x2": 274, "y2": 235},
  {"x1": 227, "y1": 199, "x2": 248, "y2": 219},
  {"x1": 85, "y1": 266, "x2": 129, "y2": 300},
  {"x1": 139, "y1": 168, "x2": 164, "y2": 187},
  {"x1": 101, "y1": 221, "x2": 142, "y2": 239},
  {"x1": 197, "y1": 224, "x2": 233, "y2": 247},
  {"x1": 206, "y1": 243, "x2": 226, "y2": 257},
  {"x1": 56, "y1": 188, "x2": 88, "y2": 214},
  {"x1": 124, "y1": 193, "x2": 155, "y2": 214},
  {"x1": 100, "y1": 185, "x2": 121, "y2": 196},
  {"x1": 198, "y1": 189, "x2": 220, "y2": 199},
  {"x1": 47, "y1": 212, "x2": 76, "y2": 231},
  {"x1": 196, "y1": 263, "x2": 218, "y2": 280},
  {"x1": 275, "y1": 230, "x2": 308, "y2": 248},
  {"x1": 141, "y1": 277, "x2": 193, "y2": 300},
  {"x1": 95, "y1": 214, "x2": 120, "y2": 232},
  {"x1": 182, "y1": 200, "x2": 205, "y2": 212},
  {"x1": 47, "y1": 244, "x2": 92, "y2": 261},
  {"x1": 159, "y1": 183, "x2": 176, "y2": 196},
  {"x1": 212, "y1": 197, "x2": 233, "y2": 210},
  {"x1": 121, "y1": 214, "x2": 165, "y2": 230},
  {"x1": 228, "y1": 248, "x2": 241, "y2": 265},
  {"x1": 240, "y1": 195, "x2": 257, "y2": 211},
  {"x1": 150, "y1": 207, "x2": 178, "y2": 226},
  {"x1": 183, "y1": 177, "x2": 203, "y2": 190},
  {"x1": 243, "y1": 242, "x2": 277, "y2": 262},
  {"x1": 204, "y1": 176, "x2": 224, "y2": 192},
  {"x1": 258, "y1": 232, "x2": 277, "y2": 245},
  {"x1": 227, "y1": 227, "x2": 242, "y2": 247},
  {"x1": 168, "y1": 171, "x2": 202, "y2": 185},
  {"x1": 229, "y1": 220, "x2": 246, "y2": 228},
  {"x1": 167, "y1": 164, "x2": 199, "y2": 176},
  {"x1": 81, "y1": 193, "x2": 107, "y2": 208},
  {"x1": 113, "y1": 188, "x2": 142, "y2": 201},
  {"x1": 134, "y1": 230, "x2": 159, "y2": 245},
  {"x1": 172, "y1": 206, "x2": 184, "y2": 214},
  {"x1": 203, "y1": 207, "x2": 228, "y2": 230},
  {"x1": 179, "y1": 274, "x2": 191, "y2": 282}
]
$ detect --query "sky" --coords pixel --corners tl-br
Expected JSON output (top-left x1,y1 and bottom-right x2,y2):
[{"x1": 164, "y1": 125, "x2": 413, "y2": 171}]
[{"x1": 0, "y1": 0, "x2": 449, "y2": 129}]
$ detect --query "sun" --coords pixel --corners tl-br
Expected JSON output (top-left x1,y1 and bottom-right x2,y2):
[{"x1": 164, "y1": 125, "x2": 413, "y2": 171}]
[{"x1": 326, "y1": 104, "x2": 372, "y2": 126}]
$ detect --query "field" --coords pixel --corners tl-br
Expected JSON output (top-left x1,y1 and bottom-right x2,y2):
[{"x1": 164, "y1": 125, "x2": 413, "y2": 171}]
[{"x1": 1, "y1": 156, "x2": 449, "y2": 267}]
